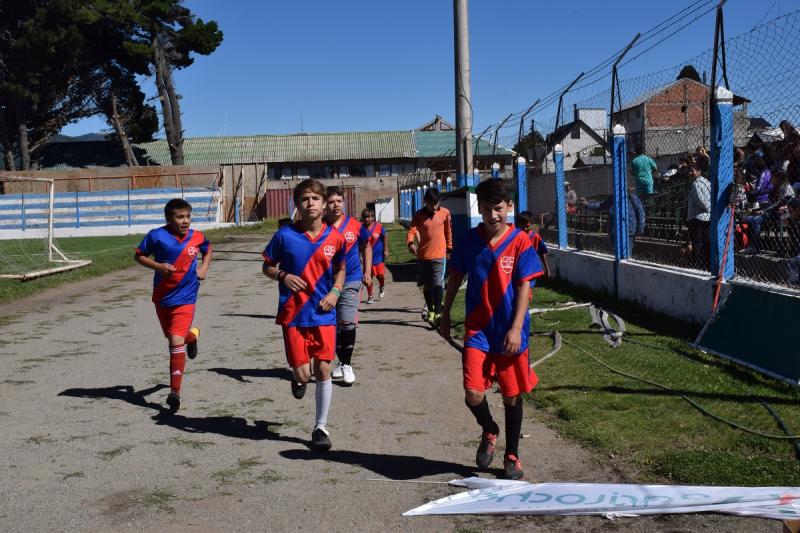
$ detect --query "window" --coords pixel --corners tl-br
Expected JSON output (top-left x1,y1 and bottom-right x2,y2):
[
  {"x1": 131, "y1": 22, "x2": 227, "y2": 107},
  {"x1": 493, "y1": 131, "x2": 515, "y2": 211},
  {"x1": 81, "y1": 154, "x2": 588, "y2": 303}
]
[
  {"x1": 349, "y1": 165, "x2": 366, "y2": 177},
  {"x1": 378, "y1": 164, "x2": 391, "y2": 176},
  {"x1": 391, "y1": 164, "x2": 402, "y2": 176},
  {"x1": 364, "y1": 165, "x2": 375, "y2": 177},
  {"x1": 338, "y1": 165, "x2": 349, "y2": 177}
]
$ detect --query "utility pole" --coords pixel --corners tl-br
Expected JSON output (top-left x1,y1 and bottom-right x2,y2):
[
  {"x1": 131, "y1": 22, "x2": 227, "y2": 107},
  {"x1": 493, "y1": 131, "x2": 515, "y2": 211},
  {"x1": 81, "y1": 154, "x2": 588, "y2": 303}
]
[{"x1": 454, "y1": 0, "x2": 473, "y2": 183}]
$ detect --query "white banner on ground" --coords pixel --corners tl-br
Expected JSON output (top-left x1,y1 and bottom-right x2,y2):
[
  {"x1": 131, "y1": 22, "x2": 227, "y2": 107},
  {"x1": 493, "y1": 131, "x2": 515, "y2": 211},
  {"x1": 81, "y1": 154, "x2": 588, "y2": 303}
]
[{"x1": 403, "y1": 477, "x2": 800, "y2": 520}]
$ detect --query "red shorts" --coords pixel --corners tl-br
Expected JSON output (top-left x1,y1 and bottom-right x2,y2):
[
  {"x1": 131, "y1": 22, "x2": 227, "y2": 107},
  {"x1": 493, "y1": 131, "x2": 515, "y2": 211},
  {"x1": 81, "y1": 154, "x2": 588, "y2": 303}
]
[
  {"x1": 462, "y1": 347, "x2": 539, "y2": 397},
  {"x1": 371, "y1": 263, "x2": 385, "y2": 277},
  {"x1": 282, "y1": 325, "x2": 336, "y2": 368},
  {"x1": 155, "y1": 304, "x2": 195, "y2": 338}
]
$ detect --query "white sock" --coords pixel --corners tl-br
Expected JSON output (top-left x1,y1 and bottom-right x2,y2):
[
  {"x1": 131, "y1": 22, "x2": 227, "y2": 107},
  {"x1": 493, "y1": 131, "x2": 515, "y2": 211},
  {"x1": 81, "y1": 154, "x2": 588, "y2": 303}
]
[{"x1": 314, "y1": 378, "x2": 332, "y2": 429}]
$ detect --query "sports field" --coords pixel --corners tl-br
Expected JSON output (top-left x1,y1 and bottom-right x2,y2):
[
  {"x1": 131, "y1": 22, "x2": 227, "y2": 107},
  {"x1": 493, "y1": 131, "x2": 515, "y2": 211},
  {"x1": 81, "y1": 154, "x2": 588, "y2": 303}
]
[{"x1": 0, "y1": 224, "x2": 796, "y2": 530}]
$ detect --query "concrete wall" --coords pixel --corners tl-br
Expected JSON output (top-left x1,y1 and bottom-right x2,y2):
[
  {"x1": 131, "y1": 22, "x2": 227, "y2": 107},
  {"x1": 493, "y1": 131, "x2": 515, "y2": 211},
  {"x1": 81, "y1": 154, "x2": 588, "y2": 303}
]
[{"x1": 548, "y1": 247, "x2": 723, "y2": 324}]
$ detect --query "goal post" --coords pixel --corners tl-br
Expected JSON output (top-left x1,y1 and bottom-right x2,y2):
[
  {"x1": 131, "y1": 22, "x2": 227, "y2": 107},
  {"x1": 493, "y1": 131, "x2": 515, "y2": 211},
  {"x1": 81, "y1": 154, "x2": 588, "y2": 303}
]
[{"x1": 0, "y1": 176, "x2": 92, "y2": 281}]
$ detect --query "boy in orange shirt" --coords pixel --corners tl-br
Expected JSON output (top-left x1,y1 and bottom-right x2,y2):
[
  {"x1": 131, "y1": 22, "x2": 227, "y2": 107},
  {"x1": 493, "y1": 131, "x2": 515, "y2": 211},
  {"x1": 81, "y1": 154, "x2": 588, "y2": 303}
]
[{"x1": 406, "y1": 188, "x2": 452, "y2": 324}]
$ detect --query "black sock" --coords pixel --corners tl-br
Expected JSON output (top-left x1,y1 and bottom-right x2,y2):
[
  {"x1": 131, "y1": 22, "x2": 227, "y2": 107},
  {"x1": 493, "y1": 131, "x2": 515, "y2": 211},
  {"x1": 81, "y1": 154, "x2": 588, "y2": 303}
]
[
  {"x1": 336, "y1": 327, "x2": 356, "y2": 365},
  {"x1": 423, "y1": 288, "x2": 433, "y2": 311},
  {"x1": 504, "y1": 401, "x2": 523, "y2": 457},
  {"x1": 433, "y1": 285, "x2": 444, "y2": 314},
  {"x1": 466, "y1": 397, "x2": 498, "y2": 435}
]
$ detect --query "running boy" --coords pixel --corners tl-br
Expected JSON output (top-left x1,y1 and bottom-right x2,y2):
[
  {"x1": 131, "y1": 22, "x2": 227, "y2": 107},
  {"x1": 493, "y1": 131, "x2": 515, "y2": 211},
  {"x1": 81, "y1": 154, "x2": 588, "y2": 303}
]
[
  {"x1": 262, "y1": 179, "x2": 346, "y2": 451},
  {"x1": 324, "y1": 186, "x2": 371, "y2": 386},
  {"x1": 361, "y1": 208, "x2": 389, "y2": 304},
  {"x1": 438, "y1": 179, "x2": 543, "y2": 480},
  {"x1": 135, "y1": 198, "x2": 212, "y2": 413},
  {"x1": 516, "y1": 210, "x2": 551, "y2": 278},
  {"x1": 406, "y1": 187, "x2": 452, "y2": 324}
]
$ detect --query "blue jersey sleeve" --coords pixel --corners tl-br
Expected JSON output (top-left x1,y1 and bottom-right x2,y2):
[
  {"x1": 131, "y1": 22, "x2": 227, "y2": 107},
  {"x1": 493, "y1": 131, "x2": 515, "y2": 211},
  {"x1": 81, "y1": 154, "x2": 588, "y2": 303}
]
[
  {"x1": 537, "y1": 239, "x2": 549, "y2": 256},
  {"x1": 358, "y1": 225, "x2": 370, "y2": 246},
  {"x1": 515, "y1": 243, "x2": 543, "y2": 285},
  {"x1": 263, "y1": 231, "x2": 283, "y2": 265},
  {"x1": 334, "y1": 238, "x2": 346, "y2": 268},
  {"x1": 136, "y1": 230, "x2": 156, "y2": 256}
]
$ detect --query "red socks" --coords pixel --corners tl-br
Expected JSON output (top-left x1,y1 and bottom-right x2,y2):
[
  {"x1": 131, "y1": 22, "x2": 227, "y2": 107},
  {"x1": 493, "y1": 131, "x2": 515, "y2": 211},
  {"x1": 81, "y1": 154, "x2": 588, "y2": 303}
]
[
  {"x1": 170, "y1": 345, "x2": 186, "y2": 392},
  {"x1": 366, "y1": 283, "x2": 373, "y2": 297},
  {"x1": 377, "y1": 275, "x2": 385, "y2": 289}
]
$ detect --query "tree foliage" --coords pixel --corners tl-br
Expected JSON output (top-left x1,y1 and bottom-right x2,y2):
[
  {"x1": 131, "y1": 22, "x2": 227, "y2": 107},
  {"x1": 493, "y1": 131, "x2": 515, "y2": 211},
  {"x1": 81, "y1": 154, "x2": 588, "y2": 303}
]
[{"x1": 676, "y1": 64, "x2": 702, "y2": 82}]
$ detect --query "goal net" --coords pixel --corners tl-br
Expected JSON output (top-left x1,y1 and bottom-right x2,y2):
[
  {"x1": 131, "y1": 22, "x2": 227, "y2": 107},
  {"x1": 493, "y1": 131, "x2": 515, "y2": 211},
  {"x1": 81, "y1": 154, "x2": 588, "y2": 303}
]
[{"x1": 0, "y1": 176, "x2": 92, "y2": 281}]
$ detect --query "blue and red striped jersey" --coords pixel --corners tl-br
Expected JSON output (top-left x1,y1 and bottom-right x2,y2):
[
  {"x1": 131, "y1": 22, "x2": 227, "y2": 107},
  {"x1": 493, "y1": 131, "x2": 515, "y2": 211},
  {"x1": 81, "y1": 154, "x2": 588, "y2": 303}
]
[
  {"x1": 366, "y1": 221, "x2": 386, "y2": 264},
  {"x1": 527, "y1": 230, "x2": 550, "y2": 257},
  {"x1": 330, "y1": 215, "x2": 370, "y2": 283},
  {"x1": 449, "y1": 224, "x2": 543, "y2": 354},
  {"x1": 262, "y1": 223, "x2": 345, "y2": 327},
  {"x1": 136, "y1": 227, "x2": 211, "y2": 307}
]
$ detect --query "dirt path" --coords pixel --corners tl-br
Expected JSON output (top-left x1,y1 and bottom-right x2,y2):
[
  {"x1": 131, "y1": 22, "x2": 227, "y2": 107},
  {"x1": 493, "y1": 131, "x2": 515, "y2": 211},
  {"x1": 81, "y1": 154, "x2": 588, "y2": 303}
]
[{"x1": 0, "y1": 236, "x2": 775, "y2": 531}]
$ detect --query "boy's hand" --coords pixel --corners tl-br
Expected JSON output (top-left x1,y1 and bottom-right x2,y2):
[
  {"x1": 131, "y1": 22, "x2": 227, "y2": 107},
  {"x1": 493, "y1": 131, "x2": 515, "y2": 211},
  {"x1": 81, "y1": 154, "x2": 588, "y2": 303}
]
[
  {"x1": 437, "y1": 313, "x2": 451, "y2": 341},
  {"x1": 158, "y1": 263, "x2": 176, "y2": 276},
  {"x1": 408, "y1": 243, "x2": 418, "y2": 256},
  {"x1": 282, "y1": 273, "x2": 308, "y2": 293},
  {"x1": 319, "y1": 291, "x2": 338, "y2": 312},
  {"x1": 197, "y1": 266, "x2": 208, "y2": 280},
  {"x1": 384, "y1": 250, "x2": 390, "y2": 259},
  {"x1": 363, "y1": 271, "x2": 372, "y2": 287},
  {"x1": 502, "y1": 327, "x2": 523, "y2": 355}
]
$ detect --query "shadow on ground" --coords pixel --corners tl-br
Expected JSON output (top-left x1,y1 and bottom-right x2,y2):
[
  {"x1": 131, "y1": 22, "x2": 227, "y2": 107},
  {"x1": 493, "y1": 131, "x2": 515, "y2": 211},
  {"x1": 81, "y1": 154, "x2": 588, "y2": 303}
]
[{"x1": 58, "y1": 384, "x2": 306, "y2": 445}]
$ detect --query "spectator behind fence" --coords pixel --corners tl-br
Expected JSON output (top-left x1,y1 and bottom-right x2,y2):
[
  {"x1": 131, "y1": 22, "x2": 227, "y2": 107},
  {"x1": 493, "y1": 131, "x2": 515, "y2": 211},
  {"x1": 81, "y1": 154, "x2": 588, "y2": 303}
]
[
  {"x1": 631, "y1": 146, "x2": 658, "y2": 196},
  {"x1": 565, "y1": 181, "x2": 578, "y2": 214},
  {"x1": 579, "y1": 185, "x2": 646, "y2": 255},
  {"x1": 685, "y1": 164, "x2": 711, "y2": 270},
  {"x1": 694, "y1": 147, "x2": 710, "y2": 174},
  {"x1": 742, "y1": 171, "x2": 796, "y2": 255},
  {"x1": 784, "y1": 198, "x2": 800, "y2": 286},
  {"x1": 749, "y1": 157, "x2": 773, "y2": 207}
]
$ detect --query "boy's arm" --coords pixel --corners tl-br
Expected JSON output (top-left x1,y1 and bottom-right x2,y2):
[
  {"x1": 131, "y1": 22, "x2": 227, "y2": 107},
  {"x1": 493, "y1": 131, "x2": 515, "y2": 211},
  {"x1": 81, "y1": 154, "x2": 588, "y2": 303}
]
[
  {"x1": 262, "y1": 262, "x2": 308, "y2": 293},
  {"x1": 362, "y1": 241, "x2": 373, "y2": 285},
  {"x1": 444, "y1": 211, "x2": 453, "y2": 257},
  {"x1": 541, "y1": 253, "x2": 552, "y2": 278},
  {"x1": 406, "y1": 214, "x2": 419, "y2": 255},
  {"x1": 197, "y1": 248, "x2": 213, "y2": 280},
  {"x1": 319, "y1": 260, "x2": 346, "y2": 312},
  {"x1": 503, "y1": 280, "x2": 531, "y2": 355},
  {"x1": 134, "y1": 252, "x2": 175, "y2": 277},
  {"x1": 382, "y1": 228, "x2": 390, "y2": 258},
  {"x1": 437, "y1": 270, "x2": 464, "y2": 341}
]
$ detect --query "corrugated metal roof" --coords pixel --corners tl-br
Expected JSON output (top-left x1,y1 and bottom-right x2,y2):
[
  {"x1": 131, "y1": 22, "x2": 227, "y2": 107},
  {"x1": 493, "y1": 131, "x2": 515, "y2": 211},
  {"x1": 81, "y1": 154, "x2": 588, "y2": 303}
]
[
  {"x1": 413, "y1": 131, "x2": 515, "y2": 158},
  {"x1": 136, "y1": 131, "x2": 416, "y2": 165}
]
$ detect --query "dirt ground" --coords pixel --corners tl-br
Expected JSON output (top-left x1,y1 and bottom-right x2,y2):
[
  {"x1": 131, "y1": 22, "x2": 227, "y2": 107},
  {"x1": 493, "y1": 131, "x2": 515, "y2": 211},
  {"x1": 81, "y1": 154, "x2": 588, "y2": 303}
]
[{"x1": 0, "y1": 235, "x2": 780, "y2": 532}]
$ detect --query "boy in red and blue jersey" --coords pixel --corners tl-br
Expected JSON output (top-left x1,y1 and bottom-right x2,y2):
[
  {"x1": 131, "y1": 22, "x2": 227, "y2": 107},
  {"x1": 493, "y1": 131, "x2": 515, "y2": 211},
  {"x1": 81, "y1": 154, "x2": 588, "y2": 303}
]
[
  {"x1": 517, "y1": 210, "x2": 551, "y2": 279},
  {"x1": 439, "y1": 179, "x2": 543, "y2": 480},
  {"x1": 324, "y1": 187, "x2": 371, "y2": 386},
  {"x1": 262, "y1": 179, "x2": 346, "y2": 451},
  {"x1": 361, "y1": 208, "x2": 389, "y2": 303},
  {"x1": 135, "y1": 198, "x2": 212, "y2": 413}
]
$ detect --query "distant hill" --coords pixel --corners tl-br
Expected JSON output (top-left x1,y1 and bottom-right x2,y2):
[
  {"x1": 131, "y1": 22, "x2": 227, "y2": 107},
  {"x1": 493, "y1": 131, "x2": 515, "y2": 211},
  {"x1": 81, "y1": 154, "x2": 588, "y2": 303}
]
[{"x1": 49, "y1": 132, "x2": 110, "y2": 143}]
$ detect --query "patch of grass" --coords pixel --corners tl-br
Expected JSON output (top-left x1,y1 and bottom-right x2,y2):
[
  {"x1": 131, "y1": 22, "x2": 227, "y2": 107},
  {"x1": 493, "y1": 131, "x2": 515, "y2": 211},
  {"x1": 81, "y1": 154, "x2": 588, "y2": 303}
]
[
  {"x1": 97, "y1": 445, "x2": 133, "y2": 460},
  {"x1": 255, "y1": 470, "x2": 286, "y2": 485},
  {"x1": 177, "y1": 459, "x2": 197, "y2": 468},
  {"x1": 61, "y1": 471, "x2": 85, "y2": 481},
  {"x1": 3, "y1": 379, "x2": 35, "y2": 386},
  {"x1": 170, "y1": 437, "x2": 215, "y2": 450},
  {"x1": 137, "y1": 488, "x2": 177, "y2": 513},
  {"x1": 444, "y1": 283, "x2": 800, "y2": 486},
  {"x1": 211, "y1": 457, "x2": 263, "y2": 486}
]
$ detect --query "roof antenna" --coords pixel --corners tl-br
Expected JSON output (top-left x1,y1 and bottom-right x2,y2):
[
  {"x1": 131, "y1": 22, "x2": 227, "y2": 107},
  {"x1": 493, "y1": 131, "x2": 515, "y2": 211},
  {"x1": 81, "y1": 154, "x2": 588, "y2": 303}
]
[{"x1": 300, "y1": 114, "x2": 304, "y2": 133}]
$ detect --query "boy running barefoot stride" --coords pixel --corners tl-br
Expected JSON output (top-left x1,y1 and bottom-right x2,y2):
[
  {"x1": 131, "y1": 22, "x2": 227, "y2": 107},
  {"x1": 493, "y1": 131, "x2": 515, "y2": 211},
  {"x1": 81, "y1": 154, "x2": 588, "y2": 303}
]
[
  {"x1": 262, "y1": 179, "x2": 346, "y2": 451},
  {"x1": 135, "y1": 198, "x2": 212, "y2": 413},
  {"x1": 438, "y1": 179, "x2": 543, "y2": 479}
]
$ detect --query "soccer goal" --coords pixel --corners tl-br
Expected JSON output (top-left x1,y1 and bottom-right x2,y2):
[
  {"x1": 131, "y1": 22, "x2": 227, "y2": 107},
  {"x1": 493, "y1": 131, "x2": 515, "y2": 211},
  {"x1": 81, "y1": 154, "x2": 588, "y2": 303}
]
[{"x1": 0, "y1": 176, "x2": 92, "y2": 281}]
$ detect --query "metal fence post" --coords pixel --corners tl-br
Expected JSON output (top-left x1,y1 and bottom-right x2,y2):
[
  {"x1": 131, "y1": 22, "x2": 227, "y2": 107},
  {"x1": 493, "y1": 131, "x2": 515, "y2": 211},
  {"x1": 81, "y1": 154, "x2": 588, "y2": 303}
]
[
  {"x1": 75, "y1": 190, "x2": 81, "y2": 228},
  {"x1": 612, "y1": 124, "x2": 630, "y2": 260},
  {"x1": 491, "y1": 162, "x2": 500, "y2": 178},
  {"x1": 516, "y1": 156, "x2": 527, "y2": 212},
  {"x1": 416, "y1": 186, "x2": 422, "y2": 214},
  {"x1": 710, "y1": 86, "x2": 735, "y2": 280},
  {"x1": 554, "y1": 144, "x2": 567, "y2": 249}
]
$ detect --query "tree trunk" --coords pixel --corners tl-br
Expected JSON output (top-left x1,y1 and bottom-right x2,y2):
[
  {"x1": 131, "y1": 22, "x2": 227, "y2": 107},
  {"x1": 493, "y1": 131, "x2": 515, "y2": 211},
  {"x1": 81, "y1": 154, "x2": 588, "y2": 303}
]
[
  {"x1": 109, "y1": 93, "x2": 138, "y2": 167},
  {"x1": 0, "y1": 110, "x2": 16, "y2": 171},
  {"x1": 153, "y1": 37, "x2": 184, "y2": 165},
  {"x1": 17, "y1": 120, "x2": 30, "y2": 171}
]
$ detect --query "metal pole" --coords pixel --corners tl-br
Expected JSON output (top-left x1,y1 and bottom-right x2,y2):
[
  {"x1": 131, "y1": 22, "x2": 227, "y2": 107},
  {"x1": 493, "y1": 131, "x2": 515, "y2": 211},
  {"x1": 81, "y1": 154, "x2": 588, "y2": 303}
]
[
  {"x1": 47, "y1": 180, "x2": 55, "y2": 261},
  {"x1": 608, "y1": 33, "x2": 641, "y2": 147},
  {"x1": 491, "y1": 113, "x2": 513, "y2": 158},
  {"x1": 454, "y1": 0, "x2": 473, "y2": 181},
  {"x1": 554, "y1": 72, "x2": 585, "y2": 135},
  {"x1": 517, "y1": 99, "x2": 540, "y2": 150}
]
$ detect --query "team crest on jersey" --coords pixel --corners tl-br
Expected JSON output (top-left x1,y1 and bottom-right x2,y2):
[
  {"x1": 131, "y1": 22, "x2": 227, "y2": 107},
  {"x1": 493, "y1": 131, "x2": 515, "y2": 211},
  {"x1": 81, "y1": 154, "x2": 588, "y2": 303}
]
[
  {"x1": 323, "y1": 245, "x2": 336, "y2": 260},
  {"x1": 344, "y1": 231, "x2": 356, "y2": 243},
  {"x1": 187, "y1": 246, "x2": 198, "y2": 258},
  {"x1": 500, "y1": 255, "x2": 514, "y2": 274}
]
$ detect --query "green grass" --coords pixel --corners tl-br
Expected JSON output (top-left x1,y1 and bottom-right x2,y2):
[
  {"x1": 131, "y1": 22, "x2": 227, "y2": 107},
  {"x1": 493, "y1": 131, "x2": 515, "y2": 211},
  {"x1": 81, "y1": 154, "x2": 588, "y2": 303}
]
[
  {"x1": 446, "y1": 281, "x2": 800, "y2": 486},
  {"x1": 0, "y1": 220, "x2": 278, "y2": 304}
]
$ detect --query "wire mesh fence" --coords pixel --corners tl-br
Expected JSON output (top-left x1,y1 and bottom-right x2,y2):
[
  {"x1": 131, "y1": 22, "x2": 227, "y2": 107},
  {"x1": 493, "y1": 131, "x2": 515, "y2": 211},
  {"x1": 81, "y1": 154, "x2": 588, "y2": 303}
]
[{"x1": 480, "y1": 3, "x2": 800, "y2": 290}]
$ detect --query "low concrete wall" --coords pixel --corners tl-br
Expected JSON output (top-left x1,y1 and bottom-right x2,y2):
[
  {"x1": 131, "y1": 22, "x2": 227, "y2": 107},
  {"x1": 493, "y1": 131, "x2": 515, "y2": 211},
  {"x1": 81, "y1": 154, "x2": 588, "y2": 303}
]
[{"x1": 548, "y1": 247, "x2": 725, "y2": 325}]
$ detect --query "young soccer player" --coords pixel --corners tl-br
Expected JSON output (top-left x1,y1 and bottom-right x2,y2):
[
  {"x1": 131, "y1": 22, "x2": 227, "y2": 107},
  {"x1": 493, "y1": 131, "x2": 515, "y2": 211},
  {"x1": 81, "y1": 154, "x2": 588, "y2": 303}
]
[
  {"x1": 135, "y1": 198, "x2": 212, "y2": 413},
  {"x1": 324, "y1": 187, "x2": 371, "y2": 385},
  {"x1": 516, "y1": 210, "x2": 551, "y2": 278},
  {"x1": 407, "y1": 187, "x2": 452, "y2": 324},
  {"x1": 361, "y1": 208, "x2": 389, "y2": 303},
  {"x1": 439, "y1": 179, "x2": 543, "y2": 480},
  {"x1": 262, "y1": 179, "x2": 346, "y2": 451}
]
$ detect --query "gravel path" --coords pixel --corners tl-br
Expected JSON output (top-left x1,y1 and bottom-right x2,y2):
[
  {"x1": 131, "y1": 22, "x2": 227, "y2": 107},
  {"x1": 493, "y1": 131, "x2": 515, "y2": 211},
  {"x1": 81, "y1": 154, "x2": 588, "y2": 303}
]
[{"x1": 0, "y1": 235, "x2": 775, "y2": 531}]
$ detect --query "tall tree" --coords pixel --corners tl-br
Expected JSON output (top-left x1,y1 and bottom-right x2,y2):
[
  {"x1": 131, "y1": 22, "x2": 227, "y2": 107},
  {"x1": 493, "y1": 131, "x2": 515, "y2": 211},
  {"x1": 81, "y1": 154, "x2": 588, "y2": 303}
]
[
  {"x1": 676, "y1": 64, "x2": 702, "y2": 83},
  {"x1": 513, "y1": 128, "x2": 545, "y2": 161},
  {"x1": 135, "y1": 0, "x2": 222, "y2": 165}
]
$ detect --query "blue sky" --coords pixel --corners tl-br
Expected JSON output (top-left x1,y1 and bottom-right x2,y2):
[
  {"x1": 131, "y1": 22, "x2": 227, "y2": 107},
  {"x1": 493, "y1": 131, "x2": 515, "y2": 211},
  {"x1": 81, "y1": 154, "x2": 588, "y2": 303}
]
[{"x1": 62, "y1": 0, "x2": 800, "y2": 139}]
